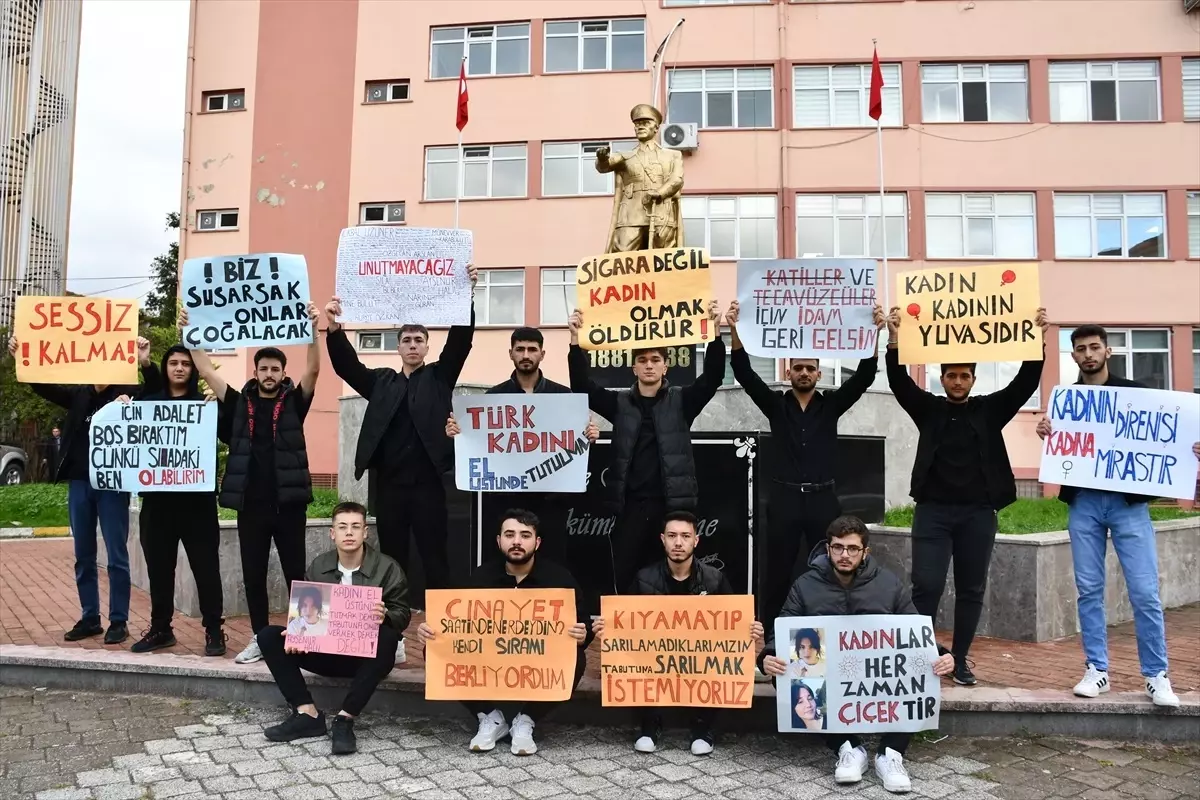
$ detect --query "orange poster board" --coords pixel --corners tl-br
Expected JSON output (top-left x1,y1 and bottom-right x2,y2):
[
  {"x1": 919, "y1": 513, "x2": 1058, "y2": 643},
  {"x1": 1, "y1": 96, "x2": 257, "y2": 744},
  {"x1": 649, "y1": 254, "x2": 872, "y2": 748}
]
[
  {"x1": 600, "y1": 594, "x2": 755, "y2": 708},
  {"x1": 423, "y1": 588, "x2": 578, "y2": 702},
  {"x1": 14, "y1": 296, "x2": 140, "y2": 384}
]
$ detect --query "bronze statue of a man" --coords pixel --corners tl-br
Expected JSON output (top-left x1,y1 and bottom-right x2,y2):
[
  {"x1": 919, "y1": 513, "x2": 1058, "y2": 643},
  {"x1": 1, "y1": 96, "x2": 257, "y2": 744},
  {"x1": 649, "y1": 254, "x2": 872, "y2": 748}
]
[{"x1": 595, "y1": 103, "x2": 684, "y2": 253}]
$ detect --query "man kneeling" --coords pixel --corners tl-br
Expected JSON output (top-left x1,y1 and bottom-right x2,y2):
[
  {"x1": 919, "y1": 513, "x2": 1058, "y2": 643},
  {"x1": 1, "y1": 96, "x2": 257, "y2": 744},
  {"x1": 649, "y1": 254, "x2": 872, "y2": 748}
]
[{"x1": 260, "y1": 501, "x2": 411, "y2": 755}]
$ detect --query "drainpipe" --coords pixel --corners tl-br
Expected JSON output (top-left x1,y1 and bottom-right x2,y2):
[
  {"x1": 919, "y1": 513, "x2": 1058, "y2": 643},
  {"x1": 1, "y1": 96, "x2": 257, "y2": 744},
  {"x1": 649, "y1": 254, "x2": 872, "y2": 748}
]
[{"x1": 177, "y1": 0, "x2": 199, "y2": 300}]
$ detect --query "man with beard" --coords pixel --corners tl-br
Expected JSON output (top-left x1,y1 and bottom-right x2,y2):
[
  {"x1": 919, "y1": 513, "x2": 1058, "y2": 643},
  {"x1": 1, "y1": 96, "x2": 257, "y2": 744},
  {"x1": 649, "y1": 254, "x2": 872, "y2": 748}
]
[
  {"x1": 1036, "y1": 325, "x2": 1198, "y2": 707},
  {"x1": 416, "y1": 509, "x2": 591, "y2": 756}
]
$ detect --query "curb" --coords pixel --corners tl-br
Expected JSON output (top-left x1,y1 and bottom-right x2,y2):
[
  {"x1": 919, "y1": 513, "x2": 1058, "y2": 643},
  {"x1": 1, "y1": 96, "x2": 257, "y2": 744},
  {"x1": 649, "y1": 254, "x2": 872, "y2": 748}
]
[{"x1": 0, "y1": 526, "x2": 70, "y2": 539}]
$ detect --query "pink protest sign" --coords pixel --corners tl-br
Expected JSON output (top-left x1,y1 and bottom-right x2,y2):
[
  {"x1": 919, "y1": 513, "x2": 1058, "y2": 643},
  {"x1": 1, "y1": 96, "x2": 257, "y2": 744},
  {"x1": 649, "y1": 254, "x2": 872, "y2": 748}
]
[{"x1": 283, "y1": 580, "x2": 382, "y2": 659}]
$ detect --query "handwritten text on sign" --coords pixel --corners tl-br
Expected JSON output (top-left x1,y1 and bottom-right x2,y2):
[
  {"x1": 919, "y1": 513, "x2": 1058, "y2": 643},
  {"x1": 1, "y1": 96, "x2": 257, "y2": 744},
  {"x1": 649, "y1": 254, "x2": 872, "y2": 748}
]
[
  {"x1": 1038, "y1": 385, "x2": 1200, "y2": 501},
  {"x1": 423, "y1": 589, "x2": 578, "y2": 702},
  {"x1": 284, "y1": 581, "x2": 383, "y2": 659},
  {"x1": 14, "y1": 296, "x2": 139, "y2": 385},
  {"x1": 737, "y1": 259, "x2": 876, "y2": 359},
  {"x1": 88, "y1": 401, "x2": 218, "y2": 493},
  {"x1": 600, "y1": 595, "x2": 755, "y2": 708},
  {"x1": 896, "y1": 263, "x2": 1041, "y2": 365},
  {"x1": 180, "y1": 253, "x2": 312, "y2": 349},
  {"x1": 452, "y1": 394, "x2": 590, "y2": 493},
  {"x1": 775, "y1": 615, "x2": 940, "y2": 734},
  {"x1": 576, "y1": 247, "x2": 713, "y2": 351},
  {"x1": 334, "y1": 227, "x2": 473, "y2": 325}
]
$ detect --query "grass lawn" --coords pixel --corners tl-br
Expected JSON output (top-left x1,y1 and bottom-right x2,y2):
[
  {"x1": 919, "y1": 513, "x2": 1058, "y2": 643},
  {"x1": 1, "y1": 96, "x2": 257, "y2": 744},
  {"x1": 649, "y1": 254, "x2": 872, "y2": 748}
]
[{"x1": 884, "y1": 497, "x2": 1199, "y2": 534}]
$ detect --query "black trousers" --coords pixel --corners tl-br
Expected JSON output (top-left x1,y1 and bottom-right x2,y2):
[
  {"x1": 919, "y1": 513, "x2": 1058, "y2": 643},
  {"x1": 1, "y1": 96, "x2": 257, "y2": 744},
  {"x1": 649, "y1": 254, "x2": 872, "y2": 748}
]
[
  {"x1": 258, "y1": 624, "x2": 400, "y2": 716},
  {"x1": 761, "y1": 485, "x2": 842, "y2": 625},
  {"x1": 140, "y1": 494, "x2": 224, "y2": 630},
  {"x1": 611, "y1": 497, "x2": 666, "y2": 595},
  {"x1": 910, "y1": 502, "x2": 998, "y2": 658},
  {"x1": 825, "y1": 733, "x2": 911, "y2": 756},
  {"x1": 375, "y1": 480, "x2": 450, "y2": 597},
  {"x1": 640, "y1": 707, "x2": 718, "y2": 739},
  {"x1": 462, "y1": 647, "x2": 587, "y2": 723},
  {"x1": 237, "y1": 503, "x2": 308, "y2": 634}
]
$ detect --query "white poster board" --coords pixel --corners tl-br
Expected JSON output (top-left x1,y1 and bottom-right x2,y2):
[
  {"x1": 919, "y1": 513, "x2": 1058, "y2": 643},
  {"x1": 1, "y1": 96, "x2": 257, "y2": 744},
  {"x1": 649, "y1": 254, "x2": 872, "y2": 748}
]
[
  {"x1": 180, "y1": 253, "x2": 312, "y2": 349},
  {"x1": 88, "y1": 401, "x2": 218, "y2": 494}
]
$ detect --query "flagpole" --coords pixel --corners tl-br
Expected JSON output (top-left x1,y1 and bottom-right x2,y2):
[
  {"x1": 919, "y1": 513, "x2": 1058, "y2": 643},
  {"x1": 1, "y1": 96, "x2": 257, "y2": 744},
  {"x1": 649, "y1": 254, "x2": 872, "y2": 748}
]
[
  {"x1": 455, "y1": 58, "x2": 465, "y2": 230},
  {"x1": 873, "y1": 39, "x2": 889, "y2": 314}
]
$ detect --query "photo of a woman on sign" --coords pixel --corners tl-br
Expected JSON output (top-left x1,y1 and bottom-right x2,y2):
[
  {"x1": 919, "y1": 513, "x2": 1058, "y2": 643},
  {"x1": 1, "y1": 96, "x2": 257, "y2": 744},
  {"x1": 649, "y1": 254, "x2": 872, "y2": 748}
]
[
  {"x1": 791, "y1": 679, "x2": 826, "y2": 731},
  {"x1": 286, "y1": 585, "x2": 329, "y2": 638},
  {"x1": 788, "y1": 627, "x2": 825, "y2": 679}
]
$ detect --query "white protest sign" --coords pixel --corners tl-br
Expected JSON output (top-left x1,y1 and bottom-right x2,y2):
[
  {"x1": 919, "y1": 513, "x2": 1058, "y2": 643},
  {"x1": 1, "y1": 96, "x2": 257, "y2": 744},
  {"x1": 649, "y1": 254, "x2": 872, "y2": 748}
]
[
  {"x1": 736, "y1": 259, "x2": 877, "y2": 359},
  {"x1": 452, "y1": 393, "x2": 590, "y2": 493},
  {"x1": 180, "y1": 253, "x2": 312, "y2": 349},
  {"x1": 89, "y1": 401, "x2": 218, "y2": 494},
  {"x1": 335, "y1": 226, "x2": 473, "y2": 325},
  {"x1": 1038, "y1": 384, "x2": 1200, "y2": 501},
  {"x1": 775, "y1": 615, "x2": 941, "y2": 734}
]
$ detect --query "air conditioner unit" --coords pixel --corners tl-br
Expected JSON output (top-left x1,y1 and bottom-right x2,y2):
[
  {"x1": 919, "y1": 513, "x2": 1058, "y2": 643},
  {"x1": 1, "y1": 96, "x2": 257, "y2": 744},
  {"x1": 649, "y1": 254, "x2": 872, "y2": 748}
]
[{"x1": 661, "y1": 122, "x2": 698, "y2": 152}]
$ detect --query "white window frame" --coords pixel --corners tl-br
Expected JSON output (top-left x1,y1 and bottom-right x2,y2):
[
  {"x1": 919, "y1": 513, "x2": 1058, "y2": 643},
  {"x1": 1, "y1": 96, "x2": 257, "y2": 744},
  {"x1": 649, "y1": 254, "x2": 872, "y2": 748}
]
[
  {"x1": 795, "y1": 193, "x2": 909, "y2": 258},
  {"x1": 424, "y1": 144, "x2": 528, "y2": 201},
  {"x1": 667, "y1": 67, "x2": 775, "y2": 129},
  {"x1": 919, "y1": 62, "x2": 1029, "y2": 123},
  {"x1": 1052, "y1": 193, "x2": 1167, "y2": 259},
  {"x1": 700, "y1": 333, "x2": 777, "y2": 387},
  {"x1": 818, "y1": 336, "x2": 891, "y2": 394},
  {"x1": 926, "y1": 362, "x2": 1041, "y2": 409},
  {"x1": 681, "y1": 195, "x2": 778, "y2": 260},
  {"x1": 925, "y1": 192, "x2": 1037, "y2": 259},
  {"x1": 540, "y1": 268, "x2": 576, "y2": 326},
  {"x1": 1188, "y1": 191, "x2": 1200, "y2": 259},
  {"x1": 364, "y1": 80, "x2": 410, "y2": 103},
  {"x1": 196, "y1": 209, "x2": 238, "y2": 231},
  {"x1": 203, "y1": 90, "x2": 244, "y2": 112},
  {"x1": 1192, "y1": 328, "x2": 1200, "y2": 394},
  {"x1": 430, "y1": 24, "x2": 531, "y2": 79},
  {"x1": 541, "y1": 140, "x2": 636, "y2": 197},
  {"x1": 543, "y1": 18, "x2": 645, "y2": 73},
  {"x1": 1049, "y1": 60, "x2": 1162, "y2": 122},
  {"x1": 792, "y1": 63, "x2": 903, "y2": 129},
  {"x1": 1058, "y1": 327, "x2": 1173, "y2": 391},
  {"x1": 358, "y1": 202, "x2": 406, "y2": 225},
  {"x1": 1184, "y1": 59, "x2": 1200, "y2": 122},
  {"x1": 475, "y1": 269, "x2": 526, "y2": 326},
  {"x1": 356, "y1": 331, "x2": 398, "y2": 352}
]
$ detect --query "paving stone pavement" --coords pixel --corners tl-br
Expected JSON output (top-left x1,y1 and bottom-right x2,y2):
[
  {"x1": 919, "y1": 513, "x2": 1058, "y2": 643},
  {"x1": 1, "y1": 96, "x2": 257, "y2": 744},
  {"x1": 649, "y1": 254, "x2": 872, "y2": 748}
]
[{"x1": 2, "y1": 686, "x2": 1197, "y2": 800}]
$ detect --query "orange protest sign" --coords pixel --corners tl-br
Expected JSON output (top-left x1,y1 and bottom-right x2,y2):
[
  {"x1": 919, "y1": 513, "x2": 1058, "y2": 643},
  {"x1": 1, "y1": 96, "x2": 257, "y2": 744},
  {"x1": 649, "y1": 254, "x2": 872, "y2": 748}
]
[
  {"x1": 14, "y1": 296, "x2": 140, "y2": 384},
  {"x1": 600, "y1": 594, "x2": 755, "y2": 708},
  {"x1": 423, "y1": 588, "x2": 579, "y2": 702}
]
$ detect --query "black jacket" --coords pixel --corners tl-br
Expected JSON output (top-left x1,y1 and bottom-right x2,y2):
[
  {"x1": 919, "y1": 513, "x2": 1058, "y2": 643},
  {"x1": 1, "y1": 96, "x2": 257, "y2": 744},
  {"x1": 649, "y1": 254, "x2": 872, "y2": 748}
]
[
  {"x1": 886, "y1": 346, "x2": 1043, "y2": 510},
  {"x1": 486, "y1": 370, "x2": 570, "y2": 394},
  {"x1": 467, "y1": 555, "x2": 594, "y2": 649},
  {"x1": 218, "y1": 378, "x2": 312, "y2": 510},
  {"x1": 630, "y1": 559, "x2": 732, "y2": 596},
  {"x1": 306, "y1": 543, "x2": 412, "y2": 634},
  {"x1": 1056, "y1": 374, "x2": 1155, "y2": 506}
]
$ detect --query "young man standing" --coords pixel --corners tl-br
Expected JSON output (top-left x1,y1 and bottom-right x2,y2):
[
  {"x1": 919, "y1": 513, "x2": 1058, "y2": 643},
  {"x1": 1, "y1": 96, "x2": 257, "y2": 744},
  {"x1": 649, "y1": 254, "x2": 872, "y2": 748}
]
[
  {"x1": 1036, "y1": 325, "x2": 1197, "y2": 707},
  {"x1": 7, "y1": 335, "x2": 158, "y2": 645},
  {"x1": 566, "y1": 304, "x2": 726, "y2": 594},
  {"x1": 258, "y1": 501, "x2": 410, "y2": 755},
  {"x1": 417, "y1": 509, "x2": 590, "y2": 756},
  {"x1": 885, "y1": 306, "x2": 1047, "y2": 686}
]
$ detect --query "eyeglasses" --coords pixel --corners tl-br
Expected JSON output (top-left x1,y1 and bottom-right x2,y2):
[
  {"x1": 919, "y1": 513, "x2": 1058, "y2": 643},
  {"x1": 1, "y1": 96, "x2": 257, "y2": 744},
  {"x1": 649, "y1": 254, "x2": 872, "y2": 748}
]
[{"x1": 828, "y1": 544, "x2": 863, "y2": 555}]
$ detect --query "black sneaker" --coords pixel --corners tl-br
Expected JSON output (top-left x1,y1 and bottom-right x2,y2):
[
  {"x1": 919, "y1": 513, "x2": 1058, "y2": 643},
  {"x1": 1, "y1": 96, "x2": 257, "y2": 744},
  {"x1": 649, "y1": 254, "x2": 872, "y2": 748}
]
[
  {"x1": 953, "y1": 657, "x2": 978, "y2": 686},
  {"x1": 330, "y1": 715, "x2": 357, "y2": 755},
  {"x1": 204, "y1": 628, "x2": 227, "y2": 657},
  {"x1": 264, "y1": 709, "x2": 327, "y2": 743},
  {"x1": 130, "y1": 627, "x2": 176, "y2": 653},
  {"x1": 103, "y1": 622, "x2": 129, "y2": 645},
  {"x1": 63, "y1": 617, "x2": 103, "y2": 642}
]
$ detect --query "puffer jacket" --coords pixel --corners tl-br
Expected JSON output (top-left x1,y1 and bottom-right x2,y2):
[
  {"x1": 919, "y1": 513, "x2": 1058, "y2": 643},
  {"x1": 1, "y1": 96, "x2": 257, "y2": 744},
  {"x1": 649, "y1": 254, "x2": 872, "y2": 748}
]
[{"x1": 629, "y1": 559, "x2": 731, "y2": 596}]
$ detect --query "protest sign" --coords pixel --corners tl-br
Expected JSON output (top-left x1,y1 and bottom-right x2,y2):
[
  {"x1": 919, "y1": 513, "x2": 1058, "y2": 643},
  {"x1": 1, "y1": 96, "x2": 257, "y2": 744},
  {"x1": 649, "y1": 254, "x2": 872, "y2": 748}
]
[
  {"x1": 180, "y1": 253, "x2": 312, "y2": 349},
  {"x1": 585, "y1": 344, "x2": 698, "y2": 387},
  {"x1": 1038, "y1": 384, "x2": 1200, "y2": 501},
  {"x1": 424, "y1": 588, "x2": 579, "y2": 702},
  {"x1": 576, "y1": 247, "x2": 713, "y2": 351},
  {"x1": 283, "y1": 581, "x2": 383, "y2": 658},
  {"x1": 452, "y1": 394, "x2": 590, "y2": 493},
  {"x1": 599, "y1": 595, "x2": 755, "y2": 708},
  {"x1": 88, "y1": 401, "x2": 218, "y2": 493},
  {"x1": 896, "y1": 263, "x2": 1041, "y2": 365},
  {"x1": 736, "y1": 259, "x2": 877, "y2": 359},
  {"x1": 13, "y1": 296, "x2": 140, "y2": 384},
  {"x1": 775, "y1": 615, "x2": 941, "y2": 734},
  {"x1": 334, "y1": 226, "x2": 473, "y2": 325}
]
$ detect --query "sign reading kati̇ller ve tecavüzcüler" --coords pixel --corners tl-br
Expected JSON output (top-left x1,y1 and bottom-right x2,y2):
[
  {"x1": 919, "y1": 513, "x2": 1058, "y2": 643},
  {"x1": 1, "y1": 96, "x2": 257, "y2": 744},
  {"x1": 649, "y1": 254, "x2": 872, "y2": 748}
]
[{"x1": 180, "y1": 253, "x2": 313, "y2": 349}]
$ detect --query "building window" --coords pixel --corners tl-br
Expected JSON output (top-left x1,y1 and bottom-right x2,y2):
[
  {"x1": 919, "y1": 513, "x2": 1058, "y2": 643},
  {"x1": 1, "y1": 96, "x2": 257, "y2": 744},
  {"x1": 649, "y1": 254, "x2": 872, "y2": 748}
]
[
  {"x1": 359, "y1": 202, "x2": 405, "y2": 225},
  {"x1": 1049, "y1": 60, "x2": 1160, "y2": 122},
  {"x1": 476, "y1": 269, "x2": 526, "y2": 326},
  {"x1": 196, "y1": 209, "x2": 238, "y2": 231},
  {"x1": 920, "y1": 63, "x2": 1028, "y2": 123},
  {"x1": 793, "y1": 63, "x2": 902, "y2": 128},
  {"x1": 796, "y1": 194, "x2": 908, "y2": 258},
  {"x1": 1189, "y1": 191, "x2": 1199, "y2": 258},
  {"x1": 542, "y1": 140, "x2": 636, "y2": 196},
  {"x1": 1193, "y1": 329, "x2": 1200, "y2": 394},
  {"x1": 424, "y1": 145, "x2": 527, "y2": 201},
  {"x1": 430, "y1": 24, "x2": 530, "y2": 79},
  {"x1": 926, "y1": 362, "x2": 1041, "y2": 409},
  {"x1": 357, "y1": 331, "x2": 399, "y2": 352},
  {"x1": 540, "y1": 268, "x2": 576, "y2": 325},
  {"x1": 203, "y1": 90, "x2": 244, "y2": 112},
  {"x1": 667, "y1": 67, "x2": 774, "y2": 129},
  {"x1": 1053, "y1": 193, "x2": 1165, "y2": 259},
  {"x1": 1185, "y1": 59, "x2": 1200, "y2": 122},
  {"x1": 1058, "y1": 328, "x2": 1171, "y2": 390},
  {"x1": 819, "y1": 336, "x2": 890, "y2": 394},
  {"x1": 544, "y1": 18, "x2": 645, "y2": 73},
  {"x1": 365, "y1": 80, "x2": 410, "y2": 103},
  {"x1": 681, "y1": 196, "x2": 777, "y2": 259},
  {"x1": 925, "y1": 193, "x2": 1037, "y2": 259},
  {"x1": 702, "y1": 333, "x2": 776, "y2": 387}
]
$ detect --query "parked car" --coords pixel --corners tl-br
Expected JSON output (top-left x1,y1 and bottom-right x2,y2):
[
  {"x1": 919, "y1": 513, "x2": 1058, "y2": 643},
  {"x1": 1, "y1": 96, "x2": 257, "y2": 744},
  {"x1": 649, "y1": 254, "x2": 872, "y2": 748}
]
[{"x1": 1, "y1": 444, "x2": 27, "y2": 485}]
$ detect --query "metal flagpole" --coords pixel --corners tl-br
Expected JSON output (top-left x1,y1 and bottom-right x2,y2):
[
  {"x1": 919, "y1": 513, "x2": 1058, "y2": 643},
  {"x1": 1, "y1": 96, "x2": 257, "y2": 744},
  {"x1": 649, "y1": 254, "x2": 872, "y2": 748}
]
[
  {"x1": 874, "y1": 40, "x2": 889, "y2": 313},
  {"x1": 455, "y1": 56, "x2": 465, "y2": 230}
]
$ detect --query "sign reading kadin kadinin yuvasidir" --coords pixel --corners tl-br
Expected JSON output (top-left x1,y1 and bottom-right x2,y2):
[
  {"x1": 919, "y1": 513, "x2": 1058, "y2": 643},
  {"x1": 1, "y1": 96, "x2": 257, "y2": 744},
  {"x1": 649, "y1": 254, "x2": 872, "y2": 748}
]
[
  {"x1": 423, "y1": 589, "x2": 578, "y2": 702},
  {"x1": 88, "y1": 401, "x2": 217, "y2": 493},
  {"x1": 896, "y1": 263, "x2": 1041, "y2": 365},
  {"x1": 736, "y1": 259, "x2": 877, "y2": 359},
  {"x1": 283, "y1": 581, "x2": 383, "y2": 658},
  {"x1": 13, "y1": 296, "x2": 140, "y2": 384},
  {"x1": 600, "y1": 595, "x2": 755, "y2": 708},
  {"x1": 1038, "y1": 384, "x2": 1200, "y2": 501},
  {"x1": 576, "y1": 247, "x2": 713, "y2": 351},
  {"x1": 775, "y1": 615, "x2": 941, "y2": 734},
  {"x1": 180, "y1": 253, "x2": 313, "y2": 349},
  {"x1": 334, "y1": 226, "x2": 473, "y2": 325},
  {"x1": 451, "y1": 394, "x2": 591, "y2": 493}
]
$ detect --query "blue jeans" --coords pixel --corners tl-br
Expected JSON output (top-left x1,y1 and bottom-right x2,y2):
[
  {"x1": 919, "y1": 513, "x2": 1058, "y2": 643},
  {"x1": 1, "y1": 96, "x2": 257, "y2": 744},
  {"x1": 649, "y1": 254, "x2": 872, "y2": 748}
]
[
  {"x1": 67, "y1": 480, "x2": 131, "y2": 624},
  {"x1": 1067, "y1": 489, "x2": 1168, "y2": 676}
]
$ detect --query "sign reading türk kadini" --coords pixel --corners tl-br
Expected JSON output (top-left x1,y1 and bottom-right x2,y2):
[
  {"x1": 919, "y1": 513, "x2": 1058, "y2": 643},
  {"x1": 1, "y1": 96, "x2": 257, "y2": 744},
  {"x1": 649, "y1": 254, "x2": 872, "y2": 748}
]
[
  {"x1": 1038, "y1": 384, "x2": 1200, "y2": 501},
  {"x1": 736, "y1": 259, "x2": 877, "y2": 359},
  {"x1": 775, "y1": 615, "x2": 941, "y2": 734},
  {"x1": 180, "y1": 253, "x2": 313, "y2": 348},
  {"x1": 13, "y1": 296, "x2": 140, "y2": 384},
  {"x1": 283, "y1": 580, "x2": 383, "y2": 658},
  {"x1": 452, "y1": 394, "x2": 591, "y2": 493},
  {"x1": 334, "y1": 226, "x2": 473, "y2": 326},
  {"x1": 88, "y1": 401, "x2": 218, "y2": 493},
  {"x1": 576, "y1": 247, "x2": 714, "y2": 350}
]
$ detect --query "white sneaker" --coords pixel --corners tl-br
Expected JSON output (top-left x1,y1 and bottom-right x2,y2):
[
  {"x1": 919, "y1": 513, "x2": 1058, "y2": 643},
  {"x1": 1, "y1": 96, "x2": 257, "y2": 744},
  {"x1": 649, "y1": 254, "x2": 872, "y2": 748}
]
[
  {"x1": 874, "y1": 748, "x2": 912, "y2": 794},
  {"x1": 469, "y1": 710, "x2": 509, "y2": 752},
  {"x1": 510, "y1": 713, "x2": 536, "y2": 756},
  {"x1": 234, "y1": 635, "x2": 262, "y2": 664},
  {"x1": 1072, "y1": 663, "x2": 1110, "y2": 698},
  {"x1": 834, "y1": 740, "x2": 868, "y2": 784},
  {"x1": 633, "y1": 735, "x2": 657, "y2": 753},
  {"x1": 1146, "y1": 672, "x2": 1181, "y2": 708},
  {"x1": 690, "y1": 738, "x2": 714, "y2": 756},
  {"x1": 395, "y1": 639, "x2": 406, "y2": 664}
]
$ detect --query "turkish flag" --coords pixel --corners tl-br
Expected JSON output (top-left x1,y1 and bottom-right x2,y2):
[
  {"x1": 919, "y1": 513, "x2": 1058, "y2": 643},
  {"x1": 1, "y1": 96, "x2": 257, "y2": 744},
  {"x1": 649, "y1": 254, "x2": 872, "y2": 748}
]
[
  {"x1": 868, "y1": 47, "x2": 884, "y2": 121},
  {"x1": 456, "y1": 62, "x2": 469, "y2": 131}
]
